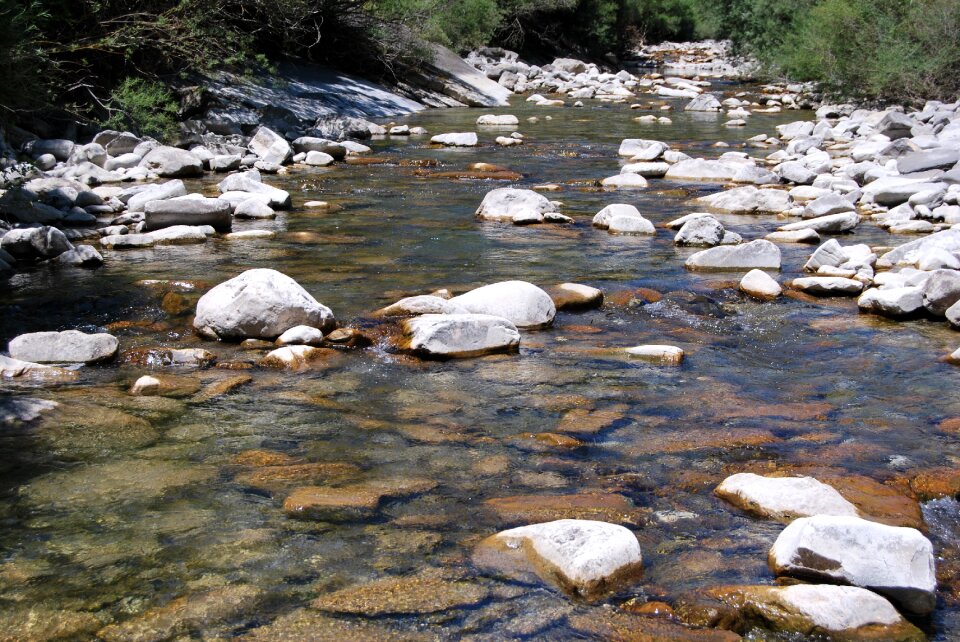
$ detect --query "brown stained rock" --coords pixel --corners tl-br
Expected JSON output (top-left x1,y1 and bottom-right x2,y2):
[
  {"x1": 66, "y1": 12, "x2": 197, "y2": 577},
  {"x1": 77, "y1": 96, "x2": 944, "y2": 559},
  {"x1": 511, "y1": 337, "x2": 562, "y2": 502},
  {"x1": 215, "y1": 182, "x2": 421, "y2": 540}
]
[
  {"x1": 191, "y1": 374, "x2": 252, "y2": 402},
  {"x1": 473, "y1": 454, "x2": 512, "y2": 475},
  {"x1": 0, "y1": 607, "x2": 103, "y2": 642},
  {"x1": 468, "y1": 162, "x2": 512, "y2": 172},
  {"x1": 129, "y1": 374, "x2": 201, "y2": 398},
  {"x1": 344, "y1": 156, "x2": 394, "y2": 166},
  {"x1": 396, "y1": 422, "x2": 474, "y2": 444},
  {"x1": 241, "y1": 339, "x2": 274, "y2": 350},
  {"x1": 674, "y1": 585, "x2": 924, "y2": 642},
  {"x1": 160, "y1": 291, "x2": 194, "y2": 317},
  {"x1": 821, "y1": 474, "x2": 925, "y2": 530},
  {"x1": 567, "y1": 610, "x2": 742, "y2": 642},
  {"x1": 621, "y1": 599, "x2": 677, "y2": 618},
  {"x1": 242, "y1": 609, "x2": 434, "y2": 641},
  {"x1": 283, "y1": 479, "x2": 437, "y2": 521},
  {"x1": 523, "y1": 432, "x2": 584, "y2": 448},
  {"x1": 232, "y1": 450, "x2": 301, "y2": 467},
  {"x1": 120, "y1": 347, "x2": 216, "y2": 368},
  {"x1": 419, "y1": 169, "x2": 524, "y2": 181},
  {"x1": 484, "y1": 493, "x2": 647, "y2": 526},
  {"x1": 625, "y1": 428, "x2": 778, "y2": 456},
  {"x1": 713, "y1": 401, "x2": 832, "y2": 421},
  {"x1": 939, "y1": 417, "x2": 960, "y2": 433},
  {"x1": 530, "y1": 394, "x2": 595, "y2": 411},
  {"x1": 36, "y1": 403, "x2": 160, "y2": 458},
  {"x1": 97, "y1": 584, "x2": 263, "y2": 642},
  {"x1": 309, "y1": 569, "x2": 489, "y2": 616},
  {"x1": 606, "y1": 287, "x2": 664, "y2": 307},
  {"x1": 236, "y1": 463, "x2": 360, "y2": 493},
  {"x1": 215, "y1": 360, "x2": 255, "y2": 370},
  {"x1": 556, "y1": 405, "x2": 628, "y2": 435},
  {"x1": 901, "y1": 467, "x2": 960, "y2": 501},
  {"x1": 546, "y1": 284, "x2": 604, "y2": 311},
  {"x1": 258, "y1": 346, "x2": 334, "y2": 370}
]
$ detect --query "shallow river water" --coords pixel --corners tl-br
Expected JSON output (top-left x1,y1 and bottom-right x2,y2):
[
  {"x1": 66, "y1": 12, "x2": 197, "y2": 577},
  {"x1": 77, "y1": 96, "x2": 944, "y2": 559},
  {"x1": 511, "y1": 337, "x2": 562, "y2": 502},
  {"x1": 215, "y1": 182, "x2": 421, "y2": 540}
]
[{"x1": 1, "y1": 86, "x2": 959, "y2": 640}]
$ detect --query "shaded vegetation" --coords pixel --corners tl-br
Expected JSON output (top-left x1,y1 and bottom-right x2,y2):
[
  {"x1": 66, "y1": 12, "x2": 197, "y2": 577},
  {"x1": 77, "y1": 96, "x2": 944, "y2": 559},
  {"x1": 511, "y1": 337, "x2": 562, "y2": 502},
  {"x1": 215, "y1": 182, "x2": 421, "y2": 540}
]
[{"x1": 0, "y1": 0, "x2": 957, "y2": 131}]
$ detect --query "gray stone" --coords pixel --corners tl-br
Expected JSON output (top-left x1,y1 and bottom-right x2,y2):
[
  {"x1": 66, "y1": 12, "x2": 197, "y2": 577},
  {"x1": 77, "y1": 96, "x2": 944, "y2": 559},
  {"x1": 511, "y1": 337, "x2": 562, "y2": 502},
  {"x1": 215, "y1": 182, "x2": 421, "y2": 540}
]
[
  {"x1": 674, "y1": 216, "x2": 724, "y2": 246},
  {"x1": 803, "y1": 193, "x2": 855, "y2": 218},
  {"x1": 921, "y1": 269, "x2": 960, "y2": 316},
  {"x1": 450, "y1": 280, "x2": 555, "y2": 329},
  {"x1": 685, "y1": 94, "x2": 722, "y2": 112},
  {"x1": 304, "y1": 151, "x2": 335, "y2": 166},
  {"x1": 858, "y1": 286, "x2": 925, "y2": 317},
  {"x1": 775, "y1": 161, "x2": 817, "y2": 185},
  {"x1": 778, "y1": 211, "x2": 860, "y2": 234},
  {"x1": 30, "y1": 139, "x2": 74, "y2": 161},
  {"x1": 144, "y1": 197, "x2": 232, "y2": 232},
  {"x1": 293, "y1": 137, "x2": 346, "y2": 160},
  {"x1": 209, "y1": 155, "x2": 242, "y2": 172},
  {"x1": 1, "y1": 226, "x2": 73, "y2": 261},
  {"x1": 897, "y1": 148, "x2": 959, "y2": 174},
  {"x1": 791, "y1": 277, "x2": 864, "y2": 296},
  {"x1": 476, "y1": 188, "x2": 558, "y2": 223},
  {"x1": 876, "y1": 111, "x2": 915, "y2": 139},
  {"x1": 126, "y1": 180, "x2": 188, "y2": 212},
  {"x1": 234, "y1": 199, "x2": 275, "y2": 219},
  {"x1": 139, "y1": 146, "x2": 204, "y2": 177},
  {"x1": 8, "y1": 330, "x2": 118, "y2": 363},
  {"x1": 54, "y1": 245, "x2": 104, "y2": 267},
  {"x1": 249, "y1": 126, "x2": 292, "y2": 165},
  {"x1": 217, "y1": 171, "x2": 291, "y2": 209}
]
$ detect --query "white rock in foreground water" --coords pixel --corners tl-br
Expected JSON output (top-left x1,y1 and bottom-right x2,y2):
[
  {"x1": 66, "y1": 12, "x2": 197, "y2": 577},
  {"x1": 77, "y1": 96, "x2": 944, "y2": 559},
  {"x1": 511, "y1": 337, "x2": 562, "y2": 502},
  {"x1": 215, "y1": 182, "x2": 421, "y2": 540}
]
[
  {"x1": 275, "y1": 325, "x2": 325, "y2": 347},
  {"x1": 8, "y1": 330, "x2": 118, "y2": 364},
  {"x1": 739, "y1": 270, "x2": 781, "y2": 299},
  {"x1": 716, "y1": 473, "x2": 857, "y2": 522},
  {"x1": 791, "y1": 277, "x2": 864, "y2": 297},
  {"x1": 401, "y1": 314, "x2": 520, "y2": 358},
  {"x1": 857, "y1": 287, "x2": 924, "y2": 317},
  {"x1": 476, "y1": 188, "x2": 558, "y2": 223},
  {"x1": 625, "y1": 345, "x2": 684, "y2": 364},
  {"x1": 686, "y1": 240, "x2": 781, "y2": 271},
  {"x1": 769, "y1": 514, "x2": 936, "y2": 615},
  {"x1": 194, "y1": 269, "x2": 335, "y2": 340},
  {"x1": 473, "y1": 519, "x2": 643, "y2": 600},
  {"x1": 430, "y1": 132, "x2": 478, "y2": 147},
  {"x1": 450, "y1": 280, "x2": 556, "y2": 328}
]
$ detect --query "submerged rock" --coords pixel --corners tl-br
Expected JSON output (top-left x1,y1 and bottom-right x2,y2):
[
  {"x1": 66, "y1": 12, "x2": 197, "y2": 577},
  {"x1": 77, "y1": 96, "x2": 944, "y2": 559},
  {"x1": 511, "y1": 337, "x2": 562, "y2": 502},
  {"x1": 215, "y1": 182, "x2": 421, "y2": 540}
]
[
  {"x1": 473, "y1": 519, "x2": 643, "y2": 601},
  {"x1": 311, "y1": 569, "x2": 489, "y2": 616},
  {"x1": 193, "y1": 269, "x2": 335, "y2": 340},
  {"x1": 400, "y1": 313, "x2": 520, "y2": 358},
  {"x1": 283, "y1": 478, "x2": 436, "y2": 521},
  {"x1": 450, "y1": 280, "x2": 555, "y2": 328},
  {"x1": 769, "y1": 514, "x2": 936, "y2": 615},
  {"x1": 8, "y1": 330, "x2": 118, "y2": 364},
  {"x1": 716, "y1": 473, "x2": 858, "y2": 522}
]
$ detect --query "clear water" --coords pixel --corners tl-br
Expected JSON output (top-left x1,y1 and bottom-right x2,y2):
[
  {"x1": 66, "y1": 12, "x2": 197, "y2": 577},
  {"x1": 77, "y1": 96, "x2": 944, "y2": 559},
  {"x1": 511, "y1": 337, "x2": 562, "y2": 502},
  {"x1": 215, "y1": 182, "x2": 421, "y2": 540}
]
[{"x1": 1, "y1": 88, "x2": 958, "y2": 640}]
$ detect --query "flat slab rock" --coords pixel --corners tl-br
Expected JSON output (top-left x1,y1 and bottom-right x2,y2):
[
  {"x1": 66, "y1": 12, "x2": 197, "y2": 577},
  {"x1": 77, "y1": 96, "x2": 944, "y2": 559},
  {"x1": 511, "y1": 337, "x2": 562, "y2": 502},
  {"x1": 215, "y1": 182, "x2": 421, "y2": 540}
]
[
  {"x1": 484, "y1": 492, "x2": 646, "y2": 526},
  {"x1": 686, "y1": 240, "x2": 781, "y2": 271},
  {"x1": 310, "y1": 569, "x2": 489, "y2": 616},
  {"x1": 769, "y1": 514, "x2": 937, "y2": 615},
  {"x1": 715, "y1": 473, "x2": 858, "y2": 522},
  {"x1": 243, "y1": 609, "x2": 433, "y2": 642},
  {"x1": 473, "y1": 519, "x2": 643, "y2": 601},
  {"x1": 677, "y1": 584, "x2": 924, "y2": 642},
  {"x1": 283, "y1": 478, "x2": 436, "y2": 521},
  {"x1": 8, "y1": 330, "x2": 118, "y2": 364},
  {"x1": 400, "y1": 313, "x2": 520, "y2": 358}
]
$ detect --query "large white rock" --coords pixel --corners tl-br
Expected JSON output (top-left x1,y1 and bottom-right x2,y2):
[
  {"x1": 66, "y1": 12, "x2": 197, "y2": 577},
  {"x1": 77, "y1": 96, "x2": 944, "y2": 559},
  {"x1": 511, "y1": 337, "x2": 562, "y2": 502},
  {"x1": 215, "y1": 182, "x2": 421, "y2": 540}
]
[
  {"x1": 125, "y1": 180, "x2": 187, "y2": 212},
  {"x1": 377, "y1": 295, "x2": 467, "y2": 316},
  {"x1": 600, "y1": 174, "x2": 648, "y2": 189},
  {"x1": 921, "y1": 269, "x2": 960, "y2": 316},
  {"x1": 144, "y1": 196, "x2": 232, "y2": 232},
  {"x1": 592, "y1": 204, "x2": 642, "y2": 229},
  {"x1": 857, "y1": 287, "x2": 924, "y2": 317},
  {"x1": 100, "y1": 225, "x2": 212, "y2": 248},
  {"x1": 716, "y1": 473, "x2": 857, "y2": 522},
  {"x1": 476, "y1": 188, "x2": 558, "y2": 223},
  {"x1": 665, "y1": 159, "x2": 740, "y2": 182},
  {"x1": 791, "y1": 277, "x2": 864, "y2": 296},
  {"x1": 275, "y1": 325, "x2": 325, "y2": 347},
  {"x1": 139, "y1": 146, "x2": 203, "y2": 178},
  {"x1": 8, "y1": 330, "x2": 118, "y2": 364},
  {"x1": 625, "y1": 345, "x2": 684, "y2": 364},
  {"x1": 703, "y1": 584, "x2": 923, "y2": 641},
  {"x1": 620, "y1": 162, "x2": 670, "y2": 177},
  {"x1": 696, "y1": 186, "x2": 792, "y2": 214},
  {"x1": 476, "y1": 114, "x2": 519, "y2": 126},
  {"x1": 740, "y1": 270, "x2": 782, "y2": 299},
  {"x1": 778, "y1": 211, "x2": 860, "y2": 234},
  {"x1": 248, "y1": 126, "x2": 292, "y2": 165},
  {"x1": 450, "y1": 281, "x2": 556, "y2": 328},
  {"x1": 617, "y1": 139, "x2": 668, "y2": 159},
  {"x1": 473, "y1": 519, "x2": 643, "y2": 600},
  {"x1": 769, "y1": 514, "x2": 937, "y2": 615},
  {"x1": 878, "y1": 229, "x2": 960, "y2": 268},
  {"x1": 674, "y1": 216, "x2": 724, "y2": 246},
  {"x1": 401, "y1": 313, "x2": 519, "y2": 358},
  {"x1": 686, "y1": 240, "x2": 781, "y2": 271},
  {"x1": 430, "y1": 132, "x2": 478, "y2": 146},
  {"x1": 217, "y1": 171, "x2": 291, "y2": 209},
  {"x1": 193, "y1": 269, "x2": 335, "y2": 340},
  {"x1": 607, "y1": 214, "x2": 655, "y2": 235}
]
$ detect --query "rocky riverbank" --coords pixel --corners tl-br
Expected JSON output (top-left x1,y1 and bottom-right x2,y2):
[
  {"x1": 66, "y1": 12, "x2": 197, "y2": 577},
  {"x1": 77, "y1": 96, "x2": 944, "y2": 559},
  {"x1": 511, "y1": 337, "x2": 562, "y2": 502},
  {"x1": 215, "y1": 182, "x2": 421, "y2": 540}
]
[{"x1": 1, "y1": 41, "x2": 959, "y2": 641}]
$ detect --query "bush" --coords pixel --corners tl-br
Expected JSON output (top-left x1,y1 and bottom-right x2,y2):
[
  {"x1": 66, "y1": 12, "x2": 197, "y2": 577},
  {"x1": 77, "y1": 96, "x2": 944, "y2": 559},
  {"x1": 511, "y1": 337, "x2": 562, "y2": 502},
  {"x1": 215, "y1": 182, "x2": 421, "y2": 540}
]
[
  {"x1": 0, "y1": 0, "x2": 54, "y2": 121},
  {"x1": 772, "y1": 0, "x2": 960, "y2": 102},
  {"x1": 102, "y1": 78, "x2": 179, "y2": 141}
]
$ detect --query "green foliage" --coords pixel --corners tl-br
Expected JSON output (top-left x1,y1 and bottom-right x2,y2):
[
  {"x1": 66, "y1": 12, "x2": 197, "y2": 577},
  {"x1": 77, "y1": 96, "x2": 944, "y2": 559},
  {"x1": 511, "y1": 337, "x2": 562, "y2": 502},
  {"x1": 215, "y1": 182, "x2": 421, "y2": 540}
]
[
  {"x1": 771, "y1": 0, "x2": 960, "y2": 102},
  {"x1": 102, "y1": 78, "x2": 179, "y2": 140},
  {"x1": 0, "y1": 0, "x2": 54, "y2": 119}
]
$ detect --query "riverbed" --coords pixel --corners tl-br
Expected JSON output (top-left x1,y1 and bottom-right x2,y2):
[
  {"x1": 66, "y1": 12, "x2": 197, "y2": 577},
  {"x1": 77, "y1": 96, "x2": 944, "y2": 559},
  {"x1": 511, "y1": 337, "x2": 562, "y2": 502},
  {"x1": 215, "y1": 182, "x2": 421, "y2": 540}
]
[{"x1": 1, "y1": 87, "x2": 959, "y2": 640}]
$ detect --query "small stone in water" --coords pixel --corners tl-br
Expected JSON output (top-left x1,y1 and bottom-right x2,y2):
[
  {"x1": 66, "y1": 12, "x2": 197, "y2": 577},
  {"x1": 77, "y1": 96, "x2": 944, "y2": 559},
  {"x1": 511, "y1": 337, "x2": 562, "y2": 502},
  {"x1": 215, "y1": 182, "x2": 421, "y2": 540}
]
[{"x1": 625, "y1": 345, "x2": 684, "y2": 364}]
